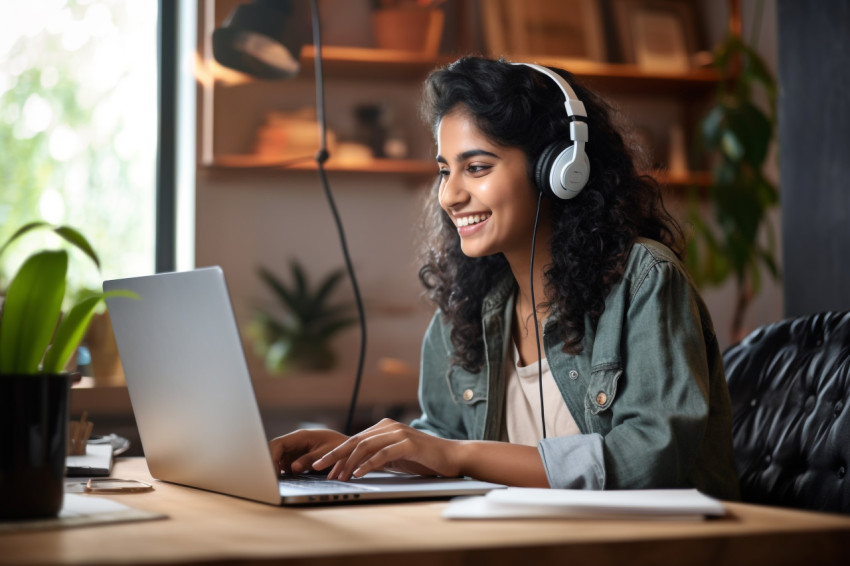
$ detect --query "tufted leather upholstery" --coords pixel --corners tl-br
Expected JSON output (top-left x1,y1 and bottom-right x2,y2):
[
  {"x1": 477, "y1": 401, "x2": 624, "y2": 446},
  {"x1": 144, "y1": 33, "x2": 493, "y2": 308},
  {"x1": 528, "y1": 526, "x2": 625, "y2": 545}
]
[{"x1": 722, "y1": 311, "x2": 850, "y2": 513}]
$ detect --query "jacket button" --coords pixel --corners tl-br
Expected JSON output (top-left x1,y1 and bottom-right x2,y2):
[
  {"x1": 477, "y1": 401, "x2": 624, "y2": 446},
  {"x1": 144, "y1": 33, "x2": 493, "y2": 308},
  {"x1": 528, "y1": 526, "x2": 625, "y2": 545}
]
[
  {"x1": 463, "y1": 389, "x2": 474, "y2": 401},
  {"x1": 569, "y1": 370, "x2": 579, "y2": 380},
  {"x1": 596, "y1": 392, "x2": 608, "y2": 405}
]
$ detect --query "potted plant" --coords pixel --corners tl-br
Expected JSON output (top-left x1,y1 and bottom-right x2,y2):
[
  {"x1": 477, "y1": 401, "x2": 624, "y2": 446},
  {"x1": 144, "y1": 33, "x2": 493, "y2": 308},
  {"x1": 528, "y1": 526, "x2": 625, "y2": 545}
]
[
  {"x1": 686, "y1": 27, "x2": 779, "y2": 344},
  {"x1": 245, "y1": 260, "x2": 356, "y2": 375},
  {"x1": 371, "y1": 0, "x2": 446, "y2": 57},
  {"x1": 0, "y1": 221, "x2": 132, "y2": 519}
]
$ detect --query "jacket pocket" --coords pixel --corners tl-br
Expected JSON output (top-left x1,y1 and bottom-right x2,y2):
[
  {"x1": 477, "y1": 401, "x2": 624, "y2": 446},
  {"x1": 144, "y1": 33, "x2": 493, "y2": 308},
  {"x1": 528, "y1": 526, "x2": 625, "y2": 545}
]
[
  {"x1": 585, "y1": 366, "x2": 623, "y2": 415},
  {"x1": 446, "y1": 366, "x2": 486, "y2": 407}
]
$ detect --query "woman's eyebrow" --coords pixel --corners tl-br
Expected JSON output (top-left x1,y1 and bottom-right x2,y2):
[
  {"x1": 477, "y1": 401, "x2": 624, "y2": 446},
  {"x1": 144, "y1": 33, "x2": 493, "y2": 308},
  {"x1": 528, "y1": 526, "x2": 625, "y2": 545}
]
[{"x1": 436, "y1": 149, "x2": 500, "y2": 164}]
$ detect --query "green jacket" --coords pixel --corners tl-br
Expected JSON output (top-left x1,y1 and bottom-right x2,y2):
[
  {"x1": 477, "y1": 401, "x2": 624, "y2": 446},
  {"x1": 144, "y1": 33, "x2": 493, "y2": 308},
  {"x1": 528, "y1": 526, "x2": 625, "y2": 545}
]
[{"x1": 411, "y1": 238, "x2": 740, "y2": 500}]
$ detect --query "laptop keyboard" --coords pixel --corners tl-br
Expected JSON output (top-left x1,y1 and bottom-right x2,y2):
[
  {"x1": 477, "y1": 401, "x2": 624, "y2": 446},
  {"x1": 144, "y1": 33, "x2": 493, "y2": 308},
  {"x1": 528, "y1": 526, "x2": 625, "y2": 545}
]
[{"x1": 279, "y1": 475, "x2": 376, "y2": 493}]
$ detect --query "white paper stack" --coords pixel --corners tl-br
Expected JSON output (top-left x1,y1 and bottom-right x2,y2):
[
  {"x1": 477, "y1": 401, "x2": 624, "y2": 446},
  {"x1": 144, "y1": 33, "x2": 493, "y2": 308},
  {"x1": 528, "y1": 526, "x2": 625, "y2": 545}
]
[{"x1": 443, "y1": 488, "x2": 726, "y2": 520}]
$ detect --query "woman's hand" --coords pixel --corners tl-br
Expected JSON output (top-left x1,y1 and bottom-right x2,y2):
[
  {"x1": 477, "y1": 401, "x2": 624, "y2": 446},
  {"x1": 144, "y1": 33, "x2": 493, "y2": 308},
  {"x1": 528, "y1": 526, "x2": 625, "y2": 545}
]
[
  {"x1": 313, "y1": 419, "x2": 462, "y2": 481},
  {"x1": 269, "y1": 428, "x2": 348, "y2": 476}
]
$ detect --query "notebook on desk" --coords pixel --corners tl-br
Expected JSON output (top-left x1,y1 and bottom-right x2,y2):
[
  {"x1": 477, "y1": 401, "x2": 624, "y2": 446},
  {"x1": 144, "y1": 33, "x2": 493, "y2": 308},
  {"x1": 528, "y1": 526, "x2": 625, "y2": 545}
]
[{"x1": 103, "y1": 267, "x2": 503, "y2": 505}]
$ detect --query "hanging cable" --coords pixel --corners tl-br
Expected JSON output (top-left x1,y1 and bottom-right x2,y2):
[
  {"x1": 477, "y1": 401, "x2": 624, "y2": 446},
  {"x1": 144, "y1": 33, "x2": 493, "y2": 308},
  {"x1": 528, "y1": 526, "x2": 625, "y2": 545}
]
[{"x1": 309, "y1": 0, "x2": 367, "y2": 436}]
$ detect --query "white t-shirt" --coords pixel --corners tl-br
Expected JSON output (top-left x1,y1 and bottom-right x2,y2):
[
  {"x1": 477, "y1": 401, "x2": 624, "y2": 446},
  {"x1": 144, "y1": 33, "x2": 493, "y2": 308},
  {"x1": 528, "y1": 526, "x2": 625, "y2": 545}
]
[{"x1": 503, "y1": 344, "x2": 581, "y2": 446}]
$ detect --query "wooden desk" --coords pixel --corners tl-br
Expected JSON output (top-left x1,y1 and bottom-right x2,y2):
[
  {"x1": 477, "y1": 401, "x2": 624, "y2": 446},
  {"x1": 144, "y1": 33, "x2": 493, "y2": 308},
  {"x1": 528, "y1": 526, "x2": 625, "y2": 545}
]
[{"x1": 2, "y1": 458, "x2": 849, "y2": 565}]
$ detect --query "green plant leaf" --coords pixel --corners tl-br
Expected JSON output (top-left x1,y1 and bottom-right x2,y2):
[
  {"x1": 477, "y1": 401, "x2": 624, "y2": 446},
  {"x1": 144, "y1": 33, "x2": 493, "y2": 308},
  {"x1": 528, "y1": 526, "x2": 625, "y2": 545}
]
[
  {"x1": 258, "y1": 267, "x2": 299, "y2": 314},
  {"x1": 0, "y1": 221, "x2": 100, "y2": 269},
  {"x1": 720, "y1": 130, "x2": 745, "y2": 163},
  {"x1": 309, "y1": 269, "x2": 346, "y2": 316},
  {"x1": 727, "y1": 103, "x2": 772, "y2": 168},
  {"x1": 0, "y1": 250, "x2": 67, "y2": 374},
  {"x1": 41, "y1": 290, "x2": 138, "y2": 374},
  {"x1": 53, "y1": 225, "x2": 101, "y2": 269},
  {"x1": 290, "y1": 261, "x2": 309, "y2": 303},
  {"x1": 0, "y1": 221, "x2": 51, "y2": 259},
  {"x1": 701, "y1": 105, "x2": 726, "y2": 148}
]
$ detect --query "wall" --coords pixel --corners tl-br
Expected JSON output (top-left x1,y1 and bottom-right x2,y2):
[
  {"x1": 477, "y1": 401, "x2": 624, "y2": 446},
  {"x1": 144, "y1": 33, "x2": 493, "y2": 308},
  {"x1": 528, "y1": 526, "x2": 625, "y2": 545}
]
[{"x1": 778, "y1": 0, "x2": 850, "y2": 316}]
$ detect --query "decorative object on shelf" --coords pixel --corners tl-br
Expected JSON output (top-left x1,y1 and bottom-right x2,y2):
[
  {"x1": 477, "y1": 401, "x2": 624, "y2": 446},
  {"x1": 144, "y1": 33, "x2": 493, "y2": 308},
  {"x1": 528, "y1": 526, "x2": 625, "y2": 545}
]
[
  {"x1": 371, "y1": 0, "x2": 446, "y2": 56},
  {"x1": 666, "y1": 123, "x2": 688, "y2": 177},
  {"x1": 686, "y1": 16, "x2": 779, "y2": 344},
  {"x1": 611, "y1": 0, "x2": 702, "y2": 70},
  {"x1": 253, "y1": 107, "x2": 338, "y2": 161},
  {"x1": 354, "y1": 103, "x2": 388, "y2": 158},
  {"x1": 482, "y1": 0, "x2": 606, "y2": 61},
  {"x1": 0, "y1": 222, "x2": 134, "y2": 520},
  {"x1": 246, "y1": 260, "x2": 356, "y2": 375}
]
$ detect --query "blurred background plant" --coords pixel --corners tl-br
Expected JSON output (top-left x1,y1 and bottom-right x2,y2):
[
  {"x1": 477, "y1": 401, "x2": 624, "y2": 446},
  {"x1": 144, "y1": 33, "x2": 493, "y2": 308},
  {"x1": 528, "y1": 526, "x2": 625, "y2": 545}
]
[
  {"x1": 687, "y1": 6, "x2": 779, "y2": 344},
  {"x1": 245, "y1": 260, "x2": 356, "y2": 375}
]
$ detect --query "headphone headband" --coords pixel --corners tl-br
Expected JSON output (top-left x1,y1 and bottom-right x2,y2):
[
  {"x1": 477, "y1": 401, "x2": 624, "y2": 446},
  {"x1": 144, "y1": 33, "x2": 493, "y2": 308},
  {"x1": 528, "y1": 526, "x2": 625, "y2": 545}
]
[
  {"x1": 515, "y1": 62, "x2": 587, "y2": 119},
  {"x1": 512, "y1": 62, "x2": 590, "y2": 200}
]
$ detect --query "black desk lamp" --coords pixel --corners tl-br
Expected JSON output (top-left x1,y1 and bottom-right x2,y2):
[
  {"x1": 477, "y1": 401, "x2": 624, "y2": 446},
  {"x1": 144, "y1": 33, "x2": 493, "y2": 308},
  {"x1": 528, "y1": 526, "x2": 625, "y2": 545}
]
[{"x1": 213, "y1": 0, "x2": 366, "y2": 436}]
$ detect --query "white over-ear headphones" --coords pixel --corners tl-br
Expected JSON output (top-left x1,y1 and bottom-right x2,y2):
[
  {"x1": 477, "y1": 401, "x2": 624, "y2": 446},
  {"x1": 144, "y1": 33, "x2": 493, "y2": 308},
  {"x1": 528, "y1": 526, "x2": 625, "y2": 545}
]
[{"x1": 513, "y1": 62, "x2": 590, "y2": 200}]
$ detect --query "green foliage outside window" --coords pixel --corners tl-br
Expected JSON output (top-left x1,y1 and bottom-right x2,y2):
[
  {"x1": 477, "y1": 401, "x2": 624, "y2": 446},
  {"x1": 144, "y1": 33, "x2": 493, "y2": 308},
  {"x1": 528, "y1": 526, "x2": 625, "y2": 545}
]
[{"x1": 0, "y1": 1, "x2": 157, "y2": 296}]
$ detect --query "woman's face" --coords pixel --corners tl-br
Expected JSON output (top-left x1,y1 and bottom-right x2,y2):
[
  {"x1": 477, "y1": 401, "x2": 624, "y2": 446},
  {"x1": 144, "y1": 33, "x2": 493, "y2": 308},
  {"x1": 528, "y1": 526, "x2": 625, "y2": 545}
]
[{"x1": 436, "y1": 109, "x2": 542, "y2": 261}]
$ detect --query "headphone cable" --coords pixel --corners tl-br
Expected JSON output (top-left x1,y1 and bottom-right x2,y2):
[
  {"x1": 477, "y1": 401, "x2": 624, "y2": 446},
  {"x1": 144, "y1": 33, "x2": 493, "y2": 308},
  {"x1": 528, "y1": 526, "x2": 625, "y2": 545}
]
[{"x1": 530, "y1": 191, "x2": 546, "y2": 439}]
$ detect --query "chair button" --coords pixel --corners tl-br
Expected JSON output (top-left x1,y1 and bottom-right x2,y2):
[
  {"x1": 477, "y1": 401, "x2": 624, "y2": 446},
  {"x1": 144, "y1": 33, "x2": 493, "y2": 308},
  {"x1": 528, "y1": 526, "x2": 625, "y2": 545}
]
[
  {"x1": 750, "y1": 398, "x2": 758, "y2": 408},
  {"x1": 596, "y1": 392, "x2": 608, "y2": 405},
  {"x1": 839, "y1": 466, "x2": 846, "y2": 479},
  {"x1": 462, "y1": 389, "x2": 474, "y2": 402},
  {"x1": 804, "y1": 395, "x2": 816, "y2": 413}
]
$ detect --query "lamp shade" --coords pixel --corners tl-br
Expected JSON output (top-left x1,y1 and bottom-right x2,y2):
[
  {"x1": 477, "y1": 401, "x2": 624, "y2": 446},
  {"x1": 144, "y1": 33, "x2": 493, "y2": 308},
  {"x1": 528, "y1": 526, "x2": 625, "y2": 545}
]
[{"x1": 212, "y1": 0, "x2": 309, "y2": 79}]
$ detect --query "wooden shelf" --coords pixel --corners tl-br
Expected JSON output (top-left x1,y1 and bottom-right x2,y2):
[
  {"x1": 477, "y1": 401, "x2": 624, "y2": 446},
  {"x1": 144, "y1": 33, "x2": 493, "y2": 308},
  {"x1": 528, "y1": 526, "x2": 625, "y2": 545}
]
[
  {"x1": 293, "y1": 46, "x2": 721, "y2": 95},
  {"x1": 209, "y1": 155, "x2": 437, "y2": 176},
  {"x1": 207, "y1": 154, "x2": 711, "y2": 190}
]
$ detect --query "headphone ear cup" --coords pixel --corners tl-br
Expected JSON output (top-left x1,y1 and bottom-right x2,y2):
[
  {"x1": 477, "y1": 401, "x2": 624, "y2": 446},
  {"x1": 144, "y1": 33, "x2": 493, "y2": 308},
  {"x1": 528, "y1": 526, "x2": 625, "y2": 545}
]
[
  {"x1": 558, "y1": 148, "x2": 590, "y2": 199},
  {"x1": 534, "y1": 141, "x2": 571, "y2": 197},
  {"x1": 534, "y1": 141, "x2": 590, "y2": 200}
]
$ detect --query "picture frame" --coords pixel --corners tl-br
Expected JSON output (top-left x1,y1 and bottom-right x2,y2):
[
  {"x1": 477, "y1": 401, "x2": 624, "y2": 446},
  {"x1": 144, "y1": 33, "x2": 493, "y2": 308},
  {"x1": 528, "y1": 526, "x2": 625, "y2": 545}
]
[
  {"x1": 482, "y1": 0, "x2": 607, "y2": 62},
  {"x1": 611, "y1": 0, "x2": 700, "y2": 71}
]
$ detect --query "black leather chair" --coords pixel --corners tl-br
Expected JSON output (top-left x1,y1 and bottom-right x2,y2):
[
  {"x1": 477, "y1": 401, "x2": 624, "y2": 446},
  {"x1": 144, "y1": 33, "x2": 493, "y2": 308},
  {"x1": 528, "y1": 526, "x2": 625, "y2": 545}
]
[{"x1": 722, "y1": 311, "x2": 850, "y2": 513}]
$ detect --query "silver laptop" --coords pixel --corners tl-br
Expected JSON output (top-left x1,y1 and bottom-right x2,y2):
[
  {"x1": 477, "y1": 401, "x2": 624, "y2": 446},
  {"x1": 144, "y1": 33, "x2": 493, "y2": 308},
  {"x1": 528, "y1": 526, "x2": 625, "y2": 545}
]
[{"x1": 103, "y1": 267, "x2": 503, "y2": 505}]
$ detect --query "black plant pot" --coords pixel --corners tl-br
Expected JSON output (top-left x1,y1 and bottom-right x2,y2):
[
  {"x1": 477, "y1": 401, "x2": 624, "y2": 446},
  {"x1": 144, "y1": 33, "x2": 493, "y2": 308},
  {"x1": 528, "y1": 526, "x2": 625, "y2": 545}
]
[{"x1": 0, "y1": 373, "x2": 71, "y2": 520}]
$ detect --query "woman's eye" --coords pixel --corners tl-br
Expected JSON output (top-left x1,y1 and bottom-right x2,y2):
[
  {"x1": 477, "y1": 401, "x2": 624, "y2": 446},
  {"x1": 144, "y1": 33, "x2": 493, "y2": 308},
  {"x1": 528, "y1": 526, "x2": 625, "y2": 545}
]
[
  {"x1": 437, "y1": 169, "x2": 450, "y2": 179},
  {"x1": 466, "y1": 164, "x2": 490, "y2": 175}
]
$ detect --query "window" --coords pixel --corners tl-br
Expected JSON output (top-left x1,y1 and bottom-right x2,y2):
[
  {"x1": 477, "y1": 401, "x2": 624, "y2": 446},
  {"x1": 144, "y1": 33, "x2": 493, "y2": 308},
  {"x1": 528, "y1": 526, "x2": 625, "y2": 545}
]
[{"x1": 0, "y1": 0, "x2": 158, "y2": 292}]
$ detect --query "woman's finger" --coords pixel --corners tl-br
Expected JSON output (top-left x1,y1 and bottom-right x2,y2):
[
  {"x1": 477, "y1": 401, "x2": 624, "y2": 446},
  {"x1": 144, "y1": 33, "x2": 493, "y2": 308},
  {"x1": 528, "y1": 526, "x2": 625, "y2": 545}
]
[
  {"x1": 351, "y1": 437, "x2": 413, "y2": 478},
  {"x1": 332, "y1": 429, "x2": 407, "y2": 480}
]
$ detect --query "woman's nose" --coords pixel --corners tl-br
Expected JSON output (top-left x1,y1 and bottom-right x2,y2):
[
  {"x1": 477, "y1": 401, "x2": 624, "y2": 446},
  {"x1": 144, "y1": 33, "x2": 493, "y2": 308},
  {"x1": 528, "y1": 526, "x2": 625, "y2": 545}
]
[{"x1": 439, "y1": 172, "x2": 467, "y2": 211}]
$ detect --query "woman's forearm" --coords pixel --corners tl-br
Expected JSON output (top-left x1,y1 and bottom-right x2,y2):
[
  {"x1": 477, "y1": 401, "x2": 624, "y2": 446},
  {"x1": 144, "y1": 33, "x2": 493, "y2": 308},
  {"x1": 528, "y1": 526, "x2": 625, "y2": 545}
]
[{"x1": 452, "y1": 440, "x2": 550, "y2": 487}]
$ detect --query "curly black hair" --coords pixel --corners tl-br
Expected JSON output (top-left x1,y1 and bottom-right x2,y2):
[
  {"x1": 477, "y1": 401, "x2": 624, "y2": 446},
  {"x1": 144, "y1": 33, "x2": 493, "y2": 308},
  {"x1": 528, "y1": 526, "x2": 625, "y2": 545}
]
[{"x1": 417, "y1": 56, "x2": 684, "y2": 372}]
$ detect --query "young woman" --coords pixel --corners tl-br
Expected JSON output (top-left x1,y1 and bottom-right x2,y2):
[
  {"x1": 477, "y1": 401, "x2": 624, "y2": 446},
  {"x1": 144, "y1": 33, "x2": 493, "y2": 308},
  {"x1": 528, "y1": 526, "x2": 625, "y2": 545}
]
[{"x1": 269, "y1": 56, "x2": 740, "y2": 500}]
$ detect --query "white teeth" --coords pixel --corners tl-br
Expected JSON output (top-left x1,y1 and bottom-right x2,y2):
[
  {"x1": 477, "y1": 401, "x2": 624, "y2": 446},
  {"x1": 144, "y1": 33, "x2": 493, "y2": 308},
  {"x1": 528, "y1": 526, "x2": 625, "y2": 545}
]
[
  {"x1": 457, "y1": 213, "x2": 489, "y2": 227},
  {"x1": 457, "y1": 214, "x2": 490, "y2": 227}
]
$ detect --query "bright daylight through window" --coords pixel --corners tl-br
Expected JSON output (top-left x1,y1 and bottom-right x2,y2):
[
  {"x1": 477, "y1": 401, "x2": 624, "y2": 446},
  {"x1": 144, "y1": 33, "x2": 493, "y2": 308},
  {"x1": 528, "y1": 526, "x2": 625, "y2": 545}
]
[{"x1": 0, "y1": 0, "x2": 158, "y2": 294}]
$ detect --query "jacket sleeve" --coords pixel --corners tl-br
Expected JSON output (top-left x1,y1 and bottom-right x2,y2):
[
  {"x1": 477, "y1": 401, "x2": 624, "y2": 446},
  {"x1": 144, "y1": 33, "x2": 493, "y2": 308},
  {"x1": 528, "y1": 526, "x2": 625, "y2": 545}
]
[
  {"x1": 409, "y1": 311, "x2": 469, "y2": 440},
  {"x1": 541, "y1": 259, "x2": 716, "y2": 490}
]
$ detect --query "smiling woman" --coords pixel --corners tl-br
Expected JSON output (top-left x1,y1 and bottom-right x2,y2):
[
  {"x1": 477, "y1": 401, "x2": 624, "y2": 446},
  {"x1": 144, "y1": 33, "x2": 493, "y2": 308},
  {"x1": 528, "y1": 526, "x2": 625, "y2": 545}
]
[
  {"x1": 0, "y1": 0, "x2": 158, "y2": 292},
  {"x1": 269, "y1": 56, "x2": 741, "y2": 500}
]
